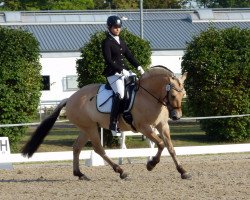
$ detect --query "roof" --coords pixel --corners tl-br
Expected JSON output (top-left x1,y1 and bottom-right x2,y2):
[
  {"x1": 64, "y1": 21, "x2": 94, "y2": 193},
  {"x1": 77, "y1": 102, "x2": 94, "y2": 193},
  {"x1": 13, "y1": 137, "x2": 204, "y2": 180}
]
[{"x1": 1, "y1": 9, "x2": 250, "y2": 52}]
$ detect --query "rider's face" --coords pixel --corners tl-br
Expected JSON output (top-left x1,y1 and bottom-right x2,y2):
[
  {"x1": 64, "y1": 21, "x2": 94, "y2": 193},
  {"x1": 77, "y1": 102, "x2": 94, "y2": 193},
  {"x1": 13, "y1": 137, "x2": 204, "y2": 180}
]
[{"x1": 110, "y1": 25, "x2": 121, "y2": 36}]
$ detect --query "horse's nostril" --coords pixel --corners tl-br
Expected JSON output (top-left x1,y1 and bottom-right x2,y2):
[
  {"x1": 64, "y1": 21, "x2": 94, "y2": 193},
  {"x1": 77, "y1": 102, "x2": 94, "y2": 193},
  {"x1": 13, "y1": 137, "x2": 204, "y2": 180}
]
[
  {"x1": 171, "y1": 116, "x2": 179, "y2": 120},
  {"x1": 170, "y1": 110, "x2": 180, "y2": 121}
]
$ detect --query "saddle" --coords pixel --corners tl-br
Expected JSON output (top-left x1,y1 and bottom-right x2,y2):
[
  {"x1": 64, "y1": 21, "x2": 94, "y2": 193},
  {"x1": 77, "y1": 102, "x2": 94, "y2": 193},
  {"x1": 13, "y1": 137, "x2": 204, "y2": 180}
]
[{"x1": 96, "y1": 75, "x2": 138, "y2": 130}]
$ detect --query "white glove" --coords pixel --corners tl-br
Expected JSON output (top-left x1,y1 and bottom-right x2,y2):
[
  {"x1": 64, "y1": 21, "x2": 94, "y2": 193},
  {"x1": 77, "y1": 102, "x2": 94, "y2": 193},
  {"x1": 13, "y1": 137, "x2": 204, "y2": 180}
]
[
  {"x1": 137, "y1": 66, "x2": 145, "y2": 75},
  {"x1": 129, "y1": 70, "x2": 136, "y2": 76},
  {"x1": 122, "y1": 69, "x2": 130, "y2": 77}
]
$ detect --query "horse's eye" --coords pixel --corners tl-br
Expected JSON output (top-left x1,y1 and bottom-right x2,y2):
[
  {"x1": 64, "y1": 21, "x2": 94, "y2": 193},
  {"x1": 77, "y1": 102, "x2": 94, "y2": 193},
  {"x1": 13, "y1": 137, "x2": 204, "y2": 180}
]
[{"x1": 171, "y1": 94, "x2": 176, "y2": 99}]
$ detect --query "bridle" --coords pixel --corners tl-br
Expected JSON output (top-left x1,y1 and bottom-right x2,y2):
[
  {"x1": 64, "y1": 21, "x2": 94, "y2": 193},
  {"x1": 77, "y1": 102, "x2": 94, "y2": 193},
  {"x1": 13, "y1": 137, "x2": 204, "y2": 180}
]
[
  {"x1": 163, "y1": 83, "x2": 184, "y2": 118},
  {"x1": 138, "y1": 81, "x2": 184, "y2": 107},
  {"x1": 137, "y1": 80, "x2": 184, "y2": 119}
]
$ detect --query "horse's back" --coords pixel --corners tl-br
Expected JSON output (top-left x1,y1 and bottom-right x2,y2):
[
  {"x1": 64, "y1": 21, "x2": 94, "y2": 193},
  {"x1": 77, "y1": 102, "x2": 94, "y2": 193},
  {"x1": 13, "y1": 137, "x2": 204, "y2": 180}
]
[
  {"x1": 65, "y1": 83, "x2": 100, "y2": 126},
  {"x1": 68, "y1": 83, "x2": 99, "y2": 103}
]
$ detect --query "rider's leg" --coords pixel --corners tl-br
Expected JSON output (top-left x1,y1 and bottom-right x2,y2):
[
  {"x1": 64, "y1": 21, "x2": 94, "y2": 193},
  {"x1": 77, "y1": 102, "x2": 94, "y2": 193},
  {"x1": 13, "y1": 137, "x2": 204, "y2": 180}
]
[
  {"x1": 109, "y1": 93, "x2": 121, "y2": 132},
  {"x1": 107, "y1": 74, "x2": 125, "y2": 132}
]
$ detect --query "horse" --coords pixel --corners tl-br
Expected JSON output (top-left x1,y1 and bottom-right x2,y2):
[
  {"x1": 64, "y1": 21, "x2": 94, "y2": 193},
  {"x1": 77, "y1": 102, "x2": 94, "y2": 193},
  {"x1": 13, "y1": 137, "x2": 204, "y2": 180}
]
[{"x1": 22, "y1": 65, "x2": 191, "y2": 180}]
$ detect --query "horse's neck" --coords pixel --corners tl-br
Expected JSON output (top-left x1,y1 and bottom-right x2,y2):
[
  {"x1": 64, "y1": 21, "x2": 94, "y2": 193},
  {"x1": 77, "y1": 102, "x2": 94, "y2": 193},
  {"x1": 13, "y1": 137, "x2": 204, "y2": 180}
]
[{"x1": 140, "y1": 75, "x2": 167, "y2": 96}]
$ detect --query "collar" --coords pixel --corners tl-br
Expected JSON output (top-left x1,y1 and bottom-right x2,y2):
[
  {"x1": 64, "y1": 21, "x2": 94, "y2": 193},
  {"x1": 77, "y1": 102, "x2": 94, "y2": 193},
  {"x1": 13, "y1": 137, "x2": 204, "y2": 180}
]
[{"x1": 108, "y1": 31, "x2": 120, "y2": 44}]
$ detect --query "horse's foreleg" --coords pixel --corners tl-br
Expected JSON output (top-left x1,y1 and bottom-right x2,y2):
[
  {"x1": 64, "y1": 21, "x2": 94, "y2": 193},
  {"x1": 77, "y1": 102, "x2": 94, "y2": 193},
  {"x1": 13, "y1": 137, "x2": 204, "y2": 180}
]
[
  {"x1": 139, "y1": 126, "x2": 165, "y2": 171},
  {"x1": 90, "y1": 129, "x2": 128, "y2": 179},
  {"x1": 156, "y1": 123, "x2": 191, "y2": 179},
  {"x1": 73, "y1": 133, "x2": 90, "y2": 180}
]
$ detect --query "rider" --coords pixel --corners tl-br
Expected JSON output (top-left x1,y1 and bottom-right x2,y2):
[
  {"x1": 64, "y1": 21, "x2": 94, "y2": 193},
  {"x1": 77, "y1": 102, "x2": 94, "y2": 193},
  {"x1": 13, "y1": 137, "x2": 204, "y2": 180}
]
[{"x1": 102, "y1": 15, "x2": 144, "y2": 133}]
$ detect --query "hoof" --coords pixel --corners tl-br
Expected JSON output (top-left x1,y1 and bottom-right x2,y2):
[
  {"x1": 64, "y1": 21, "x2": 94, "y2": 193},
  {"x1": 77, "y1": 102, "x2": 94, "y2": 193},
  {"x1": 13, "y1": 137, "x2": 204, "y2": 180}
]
[
  {"x1": 181, "y1": 173, "x2": 192, "y2": 180},
  {"x1": 79, "y1": 174, "x2": 91, "y2": 181},
  {"x1": 74, "y1": 171, "x2": 91, "y2": 181},
  {"x1": 146, "y1": 161, "x2": 155, "y2": 171},
  {"x1": 120, "y1": 172, "x2": 128, "y2": 179}
]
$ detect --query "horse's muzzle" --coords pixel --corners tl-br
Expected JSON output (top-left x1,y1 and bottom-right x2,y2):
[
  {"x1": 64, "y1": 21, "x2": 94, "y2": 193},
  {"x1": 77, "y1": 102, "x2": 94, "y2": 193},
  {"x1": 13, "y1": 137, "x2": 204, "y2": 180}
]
[{"x1": 169, "y1": 109, "x2": 181, "y2": 121}]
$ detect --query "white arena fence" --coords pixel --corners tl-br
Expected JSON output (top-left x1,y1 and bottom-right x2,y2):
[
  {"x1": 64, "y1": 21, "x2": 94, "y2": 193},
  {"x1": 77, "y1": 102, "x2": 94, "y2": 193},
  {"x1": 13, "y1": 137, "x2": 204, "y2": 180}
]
[{"x1": 0, "y1": 114, "x2": 249, "y2": 166}]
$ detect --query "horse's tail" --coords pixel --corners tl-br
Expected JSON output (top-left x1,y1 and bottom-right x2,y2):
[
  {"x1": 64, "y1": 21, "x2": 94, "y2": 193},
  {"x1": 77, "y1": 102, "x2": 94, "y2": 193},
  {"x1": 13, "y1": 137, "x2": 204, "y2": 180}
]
[{"x1": 22, "y1": 99, "x2": 68, "y2": 158}]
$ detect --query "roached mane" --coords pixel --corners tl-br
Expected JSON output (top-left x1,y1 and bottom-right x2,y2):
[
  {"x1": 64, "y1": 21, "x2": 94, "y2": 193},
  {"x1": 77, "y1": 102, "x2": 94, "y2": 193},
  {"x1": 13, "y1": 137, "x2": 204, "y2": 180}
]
[{"x1": 141, "y1": 65, "x2": 176, "y2": 81}]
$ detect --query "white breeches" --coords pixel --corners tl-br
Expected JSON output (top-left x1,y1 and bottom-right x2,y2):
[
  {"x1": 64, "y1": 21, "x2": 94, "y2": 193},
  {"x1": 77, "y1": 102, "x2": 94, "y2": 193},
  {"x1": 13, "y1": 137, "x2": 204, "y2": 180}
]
[
  {"x1": 107, "y1": 71, "x2": 137, "y2": 99},
  {"x1": 107, "y1": 73, "x2": 125, "y2": 99}
]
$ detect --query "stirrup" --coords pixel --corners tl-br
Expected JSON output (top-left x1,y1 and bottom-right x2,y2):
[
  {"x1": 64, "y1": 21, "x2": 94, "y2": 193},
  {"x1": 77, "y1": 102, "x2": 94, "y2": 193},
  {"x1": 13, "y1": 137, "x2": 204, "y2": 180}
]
[
  {"x1": 109, "y1": 123, "x2": 121, "y2": 136},
  {"x1": 111, "y1": 130, "x2": 121, "y2": 137}
]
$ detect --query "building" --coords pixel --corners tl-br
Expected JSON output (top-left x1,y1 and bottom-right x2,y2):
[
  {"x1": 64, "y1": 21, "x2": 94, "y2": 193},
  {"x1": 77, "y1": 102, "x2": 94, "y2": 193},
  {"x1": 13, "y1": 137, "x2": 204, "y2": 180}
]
[{"x1": 0, "y1": 9, "x2": 249, "y2": 101}]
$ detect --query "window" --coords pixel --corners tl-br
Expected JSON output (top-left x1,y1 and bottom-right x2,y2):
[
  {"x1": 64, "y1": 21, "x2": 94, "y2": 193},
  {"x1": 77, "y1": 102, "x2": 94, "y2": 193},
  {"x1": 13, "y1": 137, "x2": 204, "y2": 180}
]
[
  {"x1": 63, "y1": 75, "x2": 78, "y2": 91},
  {"x1": 42, "y1": 75, "x2": 50, "y2": 90}
]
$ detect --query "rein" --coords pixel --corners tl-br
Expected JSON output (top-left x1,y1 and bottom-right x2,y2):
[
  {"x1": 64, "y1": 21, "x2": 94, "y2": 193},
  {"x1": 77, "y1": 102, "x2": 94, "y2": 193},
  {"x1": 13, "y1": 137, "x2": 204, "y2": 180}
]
[
  {"x1": 137, "y1": 79, "x2": 167, "y2": 107},
  {"x1": 139, "y1": 84, "x2": 167, "y2": 106},
  {"x1": 137, "y1": 79, "x2": 184, "y2": 108}
]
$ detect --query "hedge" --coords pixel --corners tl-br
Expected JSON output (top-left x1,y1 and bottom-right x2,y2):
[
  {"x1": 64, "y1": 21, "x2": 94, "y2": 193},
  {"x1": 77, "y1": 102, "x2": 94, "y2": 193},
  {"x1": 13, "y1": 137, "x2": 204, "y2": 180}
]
[
  {"x1": 0, "y1": 27, "x2": 42, "y2": 150},
  {"x1": 181, "y1": 27, "x2": 250, "y2": 142}
]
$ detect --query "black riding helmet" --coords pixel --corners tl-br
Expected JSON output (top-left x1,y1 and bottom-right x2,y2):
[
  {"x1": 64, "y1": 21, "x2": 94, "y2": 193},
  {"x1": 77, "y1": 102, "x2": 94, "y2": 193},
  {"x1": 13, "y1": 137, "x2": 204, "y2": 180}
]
[{"x1": 107, "y1": 15, "x2": 122, "y2": 29}]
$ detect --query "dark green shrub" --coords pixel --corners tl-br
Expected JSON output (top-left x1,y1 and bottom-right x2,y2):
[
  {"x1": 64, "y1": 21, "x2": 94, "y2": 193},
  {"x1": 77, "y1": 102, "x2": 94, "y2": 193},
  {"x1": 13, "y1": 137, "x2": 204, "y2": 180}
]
[
  {"x1": 181, "y1": 98, "x2": 194, "y2": 117},
  {"x1": 0, "y1": 27, "x2": 42, "y2": 150},
  {"x1": 76, "y1": 29, "x2": 151, "y2": 87},
  {"x1": 182, "y1": 27, "x2": 250, "y2": 142}
]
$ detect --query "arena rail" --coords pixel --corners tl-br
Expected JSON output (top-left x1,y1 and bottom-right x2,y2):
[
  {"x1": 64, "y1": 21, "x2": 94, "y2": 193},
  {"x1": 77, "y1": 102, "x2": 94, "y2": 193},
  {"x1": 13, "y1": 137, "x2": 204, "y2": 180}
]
[
  {"x1": 0, "y1": 114, "x2": 249, "y2": 166},
  {"x1": 0, "y1": 114, "x2": 249, "y2": 127},
  {"x1": 1, "y1": 144, "x2": 250, "y2": 165}
]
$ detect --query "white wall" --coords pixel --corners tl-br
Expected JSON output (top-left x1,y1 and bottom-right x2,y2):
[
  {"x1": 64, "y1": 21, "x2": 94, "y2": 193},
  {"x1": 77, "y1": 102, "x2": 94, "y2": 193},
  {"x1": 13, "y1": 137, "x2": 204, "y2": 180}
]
[
  {"x1": 40, "y1": 54, "x2": 79, "y2": 101},
  {"x1": 39, "y1": 50, "x2": 184, "y2": 101},
  {"x1": 151, "y1": 50, "x2": 184, "y2": 74}
]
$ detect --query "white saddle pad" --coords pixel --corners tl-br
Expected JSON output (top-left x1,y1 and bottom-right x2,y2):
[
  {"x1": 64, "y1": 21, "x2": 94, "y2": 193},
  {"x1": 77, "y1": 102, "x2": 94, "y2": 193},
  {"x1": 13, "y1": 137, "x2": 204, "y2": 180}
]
[{"x1": 96, "y1": 84, "x2": 113, "y2": 113}]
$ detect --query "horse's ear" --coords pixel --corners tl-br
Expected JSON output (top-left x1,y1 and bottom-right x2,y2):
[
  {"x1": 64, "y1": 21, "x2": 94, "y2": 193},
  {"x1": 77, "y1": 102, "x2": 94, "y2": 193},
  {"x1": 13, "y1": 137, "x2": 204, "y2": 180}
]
[{"x1": 179, "y1": 72, "x2": 187, "y2": 83}]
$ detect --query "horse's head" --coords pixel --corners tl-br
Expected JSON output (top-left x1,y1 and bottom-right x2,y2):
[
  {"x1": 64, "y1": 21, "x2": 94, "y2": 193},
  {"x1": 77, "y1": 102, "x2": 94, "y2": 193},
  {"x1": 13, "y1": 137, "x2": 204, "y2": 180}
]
[
  {"x1": 163, "y1": 72, "x2": 187, "y2": 120},
  {"x1": 140, "y1": 66, "x2": 187, "y2": 120}
]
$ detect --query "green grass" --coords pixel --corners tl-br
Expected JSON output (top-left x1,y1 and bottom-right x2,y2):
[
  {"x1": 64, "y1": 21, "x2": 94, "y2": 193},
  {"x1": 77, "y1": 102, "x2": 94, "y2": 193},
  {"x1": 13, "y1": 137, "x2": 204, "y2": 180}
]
[
  {"x1": 170, "y1": 123, "x2": 211, "y2": 146},
  {"x1": 16, "y1": 121, "x2": 249, "y2": 153},
  {"x1": 125, "y1": 122, "x2": 216, "y2": 148},
  {"x1": 18, "y1": 125, "x2": 81, "y2": 153}
]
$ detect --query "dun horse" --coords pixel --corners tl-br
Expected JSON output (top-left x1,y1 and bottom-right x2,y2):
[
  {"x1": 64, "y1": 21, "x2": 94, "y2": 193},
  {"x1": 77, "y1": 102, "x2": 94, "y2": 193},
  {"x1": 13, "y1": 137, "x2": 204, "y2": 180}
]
[{"x1": 22, "y1": 66, "x2": 191, "y2": 180}]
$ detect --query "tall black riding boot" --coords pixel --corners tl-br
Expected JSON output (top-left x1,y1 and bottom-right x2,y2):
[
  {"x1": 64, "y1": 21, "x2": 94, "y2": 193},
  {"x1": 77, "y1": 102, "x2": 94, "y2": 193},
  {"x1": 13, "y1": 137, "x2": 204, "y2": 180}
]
[{"x1": 109, "y1": 93, "x2": 121, "y2": 133}]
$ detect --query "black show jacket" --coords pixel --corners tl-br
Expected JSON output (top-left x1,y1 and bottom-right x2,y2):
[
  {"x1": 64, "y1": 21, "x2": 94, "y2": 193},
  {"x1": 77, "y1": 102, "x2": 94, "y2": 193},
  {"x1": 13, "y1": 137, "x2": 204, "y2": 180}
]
[{"x1": 102, "y1": 33, "x2": 140, "y2": 77}]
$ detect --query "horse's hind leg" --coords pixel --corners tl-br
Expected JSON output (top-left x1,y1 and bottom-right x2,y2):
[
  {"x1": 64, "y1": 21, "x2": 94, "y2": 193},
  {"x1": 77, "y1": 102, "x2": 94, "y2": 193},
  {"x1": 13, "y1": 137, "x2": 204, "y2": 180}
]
[
  {"x1": 89, "y1": 126, "x2": 128, "y2": 179},
  {"x1": 156, "y1": 123, "x2": 191, "y2": 179},
  {"x1": 73, "y1": 132, "x2": 90, "y2": 180}
]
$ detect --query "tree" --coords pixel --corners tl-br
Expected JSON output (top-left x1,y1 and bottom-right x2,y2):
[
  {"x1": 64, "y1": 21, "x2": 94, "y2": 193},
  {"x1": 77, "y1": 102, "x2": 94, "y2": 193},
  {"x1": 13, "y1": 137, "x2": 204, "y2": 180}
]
[
  {"x1": 215, "y1": 0, "x2": 250, "y2": 8},
  {"x1": 93, "y1": 0, "x2": 110, "y2": 9},
  {"x1": 93, "y1": 0, "x2": 188, "y2": 9},
  {"x1": 194, "y1": 0, "x2": 250, "y2": 8},
  {"x1": 0, "y1": 0, "x2": 195, "y2": 10},
  {"x1": 0, "y1": 0, "x2": 49, "y2": 10},
  {"x1": 0, "y1": 0, "x2": 95, "y2": 11},
  {"x1": 0, "y1": 0, "x2": 20, "y2": 10},
  {"x1": 181, "y1": 27, "x2": 250, "y2": 142},
  {"x1": 0, "y1": 27, "x2": 42, "y2": 150},
  {"x1": 51, "y1": 0, "x2": 94, "y2": 10},
  {"x1": 112, "y1": 0, "x2": 138, "y2": 9},
  {"x1": 144, "y1": 0, "x2": 183, "y2": 9},
  {"x1": 76, "y1": 29, "x2": 151, "y2": 87},
  {"x1": 93, "y1": 0, "x2": 139, "y2": 9}
]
